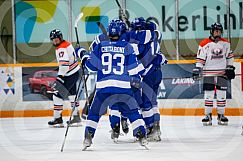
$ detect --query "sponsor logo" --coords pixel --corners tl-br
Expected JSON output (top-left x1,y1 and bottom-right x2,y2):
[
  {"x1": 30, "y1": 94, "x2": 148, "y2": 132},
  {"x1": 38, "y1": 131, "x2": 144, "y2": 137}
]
[
  {"x1": 171, "y1": 78, "x2": 195, "y2": 85},
  {"x1": 161, "y1": 2, "x2": 243, "y2": 32},
  {"x1": 158, "y1": 80, "x2": 166, "y2": 98}
]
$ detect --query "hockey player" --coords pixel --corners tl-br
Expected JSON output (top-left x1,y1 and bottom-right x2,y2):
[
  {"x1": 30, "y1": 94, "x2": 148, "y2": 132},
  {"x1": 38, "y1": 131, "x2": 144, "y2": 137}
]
[
  {"x1": 48, "y1": 29, "x2": 81, "y2": 127},
  {"x1": 88, "y1": 19, "x2": 131, "y2": 135},
  {"x1": 129, "y1": 17, "x2": 167, "y2": 141},
  {"x1": 192, "y1": 22, "x2": 235, "y2": 126},
  {"x1": 80, "y1": 20, "x2": 148, "y2": 150},
  {"x1": 144, "y1": 20, "x2": 167, "y2": 141}
]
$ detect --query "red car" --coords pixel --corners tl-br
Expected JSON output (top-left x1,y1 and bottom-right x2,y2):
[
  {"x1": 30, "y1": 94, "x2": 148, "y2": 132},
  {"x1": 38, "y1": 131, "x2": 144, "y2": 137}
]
[{"x1": 29, "y1": 70, "x2": 57, "y2": 98}]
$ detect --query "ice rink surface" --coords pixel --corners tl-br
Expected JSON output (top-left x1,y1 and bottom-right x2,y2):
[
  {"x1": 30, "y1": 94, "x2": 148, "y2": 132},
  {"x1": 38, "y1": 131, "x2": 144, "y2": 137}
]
[{"x1": 0, "y1": 116, "x2": 243, "y2": 161}]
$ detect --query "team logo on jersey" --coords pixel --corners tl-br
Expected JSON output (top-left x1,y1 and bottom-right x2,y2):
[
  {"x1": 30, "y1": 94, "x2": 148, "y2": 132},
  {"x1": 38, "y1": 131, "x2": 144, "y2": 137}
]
[
  {"x1": 112, "y1": 28, "x2": 116, "y2": 33},
  {"x1": 212, "y1": 48, "x2": 223, "y2": 55},
  {"x1": 59, "y1": 52, "x2": 64, "y2": 58},
  {"x1": 211, "y1": 48, "x2": 223, "y2": 59}
]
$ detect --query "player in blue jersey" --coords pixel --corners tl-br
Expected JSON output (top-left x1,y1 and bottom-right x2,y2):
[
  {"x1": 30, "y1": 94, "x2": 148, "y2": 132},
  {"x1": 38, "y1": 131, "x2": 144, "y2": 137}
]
[
  {"x1": 129, "y1": 17, "x2": 167, "y2": 141},
  {"x1": 86, "y1": 19, "x2": 131, "y2": 135},
  {"x1": 80, "y1": 20, "x2": 148, "y2": 150}
]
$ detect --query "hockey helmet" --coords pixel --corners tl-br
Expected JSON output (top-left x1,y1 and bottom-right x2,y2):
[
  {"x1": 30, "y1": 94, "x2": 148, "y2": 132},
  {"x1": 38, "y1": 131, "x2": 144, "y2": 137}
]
[
  {"x1": 210, "y1": 22, "x2": 223, "y2": 38},
  {"x1": 50, "y1": 29, "x2": 63, "y2": 41},
  {"x1": 131, "y1": 17, "x2": 146, "y2": 30}
]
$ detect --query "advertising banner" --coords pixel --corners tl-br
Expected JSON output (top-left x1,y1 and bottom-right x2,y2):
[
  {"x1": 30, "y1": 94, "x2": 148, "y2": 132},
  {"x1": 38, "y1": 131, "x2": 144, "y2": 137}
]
[
  {"x1": 22, "y1": 64, "x2": 232, "y2": 101},
  {"x1": 15, "y1": 0, "x2": 243, "y2": 43},
  {"x1": 22, "y1": 66, "x2": 96, "y2": 101},
  {"x1": 158, "y1": 64, "x2": 232, "y2": 99}
]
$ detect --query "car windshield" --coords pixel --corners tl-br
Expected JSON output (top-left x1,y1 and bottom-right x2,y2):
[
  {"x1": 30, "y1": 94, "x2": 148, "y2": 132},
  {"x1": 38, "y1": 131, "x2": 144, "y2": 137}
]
[{"x1": 42, "y1": 72, "x2": 57, "y2": 77}]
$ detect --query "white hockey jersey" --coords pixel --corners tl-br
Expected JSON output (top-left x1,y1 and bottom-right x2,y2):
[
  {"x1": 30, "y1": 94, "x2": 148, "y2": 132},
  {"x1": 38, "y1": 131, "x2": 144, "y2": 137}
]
[
  {"x1": 195, "y1": 37, "x2": 234, "y2": 76},
  {"x1": 55, "y1": 41, "x2": 80, "y2": 76}
]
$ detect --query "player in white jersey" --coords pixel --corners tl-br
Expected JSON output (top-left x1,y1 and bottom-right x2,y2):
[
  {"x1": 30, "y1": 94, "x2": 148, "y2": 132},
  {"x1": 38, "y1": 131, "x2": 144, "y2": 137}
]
[
  {"x1": 192, "y1": 23, "x2": 235, "y2": 126},
  {"x1": 48, "y1": 29, "x2": 81, "y2": 127}
]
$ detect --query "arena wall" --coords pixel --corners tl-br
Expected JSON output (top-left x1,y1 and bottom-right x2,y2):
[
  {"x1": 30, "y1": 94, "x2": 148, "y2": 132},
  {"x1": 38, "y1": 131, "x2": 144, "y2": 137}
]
[{"x1": 0, "y1": 60, "x2": 242, "y2": 118}]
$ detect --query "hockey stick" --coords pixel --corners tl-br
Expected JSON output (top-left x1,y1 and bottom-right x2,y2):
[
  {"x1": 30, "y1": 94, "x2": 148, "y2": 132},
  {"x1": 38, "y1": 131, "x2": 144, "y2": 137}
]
[
  {"x1": 97, "y1": 21, "x2": 107, "y2": 35},
  {"x1": 74, "y1": 12, "x2": 83, "y2": 46},
  {"x1": 115, "y1": 0, "x2": 131, "y2": 27},
  {"x1": 81, "y1": 87, "x2": 96, "y2": 119},
  {"x1": 73, "y1": 12, "x2": 90, "y2": 110},
  {"x1": 60, "y1": 12, "x2": 86, "y2": 152},
  {"x1": 60, "y1": 71, "x2": 88, "y2": 152},
  {"x1": 74, "y1": 13, "x2": 91, "y2": 115}
]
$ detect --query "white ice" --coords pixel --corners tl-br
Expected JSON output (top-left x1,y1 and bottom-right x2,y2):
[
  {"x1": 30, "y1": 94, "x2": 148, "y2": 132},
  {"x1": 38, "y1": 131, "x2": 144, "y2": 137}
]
[{"x1": 0, "y1": 116, "x2": 243, "y2": 161}]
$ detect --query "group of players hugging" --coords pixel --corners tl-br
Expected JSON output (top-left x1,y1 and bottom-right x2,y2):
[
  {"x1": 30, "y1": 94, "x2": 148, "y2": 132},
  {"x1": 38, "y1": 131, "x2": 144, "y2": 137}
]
[{"x1": 48, "y1": 16, "x2": 237, "y2": 150}]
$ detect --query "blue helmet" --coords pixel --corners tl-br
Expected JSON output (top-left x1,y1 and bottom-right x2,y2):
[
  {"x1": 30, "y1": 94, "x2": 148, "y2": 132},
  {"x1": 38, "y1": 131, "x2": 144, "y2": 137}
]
[
  {"x1": 146, "y1": 21, "x2": 157, "y2": 31},
  {"x1": 49, "y1": 29, "x2": 63, "y2": 41},
  {"x1": 114, "y1": 19, "x2": 127, "y2": 34},
  {"x1": 131, "y1": 17, "x2": 146, "y2": 30},
  {"x1": 108, "y1": 19, "x2": 125, "y2": 38}
]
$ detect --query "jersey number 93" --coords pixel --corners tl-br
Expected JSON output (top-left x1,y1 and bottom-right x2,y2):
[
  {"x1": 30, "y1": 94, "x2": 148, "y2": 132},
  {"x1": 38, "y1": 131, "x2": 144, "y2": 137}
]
[{"x1": 101, "y1": 53, "x2": 125, "y2": 75}]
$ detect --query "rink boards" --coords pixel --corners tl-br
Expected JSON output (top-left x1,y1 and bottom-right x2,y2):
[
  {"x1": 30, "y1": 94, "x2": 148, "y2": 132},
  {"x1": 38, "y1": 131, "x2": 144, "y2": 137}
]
[{"x1": 0, "y1": 60, "x2": 243, "y2": 117}]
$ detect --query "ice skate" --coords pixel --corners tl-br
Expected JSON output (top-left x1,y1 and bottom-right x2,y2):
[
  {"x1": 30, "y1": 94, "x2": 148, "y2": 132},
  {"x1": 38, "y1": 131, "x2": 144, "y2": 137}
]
[
  {"x1": 82, "y1": 132, "x2": 93, "y2": 151},
  {"x1": 217, "y1": 114, "x2": 228, "y2": 125},
  {"x1": 66, "y1": 112, "x2": 82, "y2": 127},
  {"x1": 146, "y1": 126, "x2": 154, "y2": 140},
  {"x1": 147, "y1": 124, "x2": 161, "y2": 142},
  {"x1": 121, "y1": 118, "x2": 129, "y2": 134},
  {"x1": 150, "y1": 121, "x2": 162, "y2": 142},
  {"x1": 136, "y1": 130, "x2": 149, "y2": 150},
  {"x1": 111, "y1": 123, "x2": 120, "y2": 143},
  {"x1": 202, "y1": 113, "x2": 212, "y2": 126},
  {"x1": 48, "y1": 116, "x2": 64, "y2": 128},
  {"x1": 146, "y1": 126, "x2": 153, "y2": 136}
]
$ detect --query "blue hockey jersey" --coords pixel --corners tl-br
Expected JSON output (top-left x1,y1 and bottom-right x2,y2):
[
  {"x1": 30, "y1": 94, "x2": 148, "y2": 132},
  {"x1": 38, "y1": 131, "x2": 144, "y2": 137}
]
[
  {"x1": 84, "y1": 40, "x2": 143, "y2": 94},
  {"x1": 128, "y1": 30, "x2": 159, "y2": 45},
  {"x1": 89, "y1": 33, "x2": 109, "y2": 51},
  {"x1": 128, "y1": 30, "x2": 167, "y2": 76},
  {"x1": 89, "y1": 33, "x2": 128, "y2": 51}
]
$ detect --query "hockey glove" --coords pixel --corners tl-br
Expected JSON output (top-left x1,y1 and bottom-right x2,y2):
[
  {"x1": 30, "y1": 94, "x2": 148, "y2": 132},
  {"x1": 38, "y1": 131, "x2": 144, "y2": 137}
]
[
  {"x1": 192, "y1": 67, "x2": 202, "y2": 81},
  {"x1": 160, "y1": 52, "x2": 168, "y2": 65},
  {"x1": 81, "y1": 52, "x2": 90, "y2": 67},
  {"x1": 225, "y1": 65, "x2": 235, "y2": 80},
  {"x1": 130, "y1": 76, "x2": 142, "y2": 89},
  {"x1": 75, "y1": 47, "x2": 86, "y2": 59}
]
